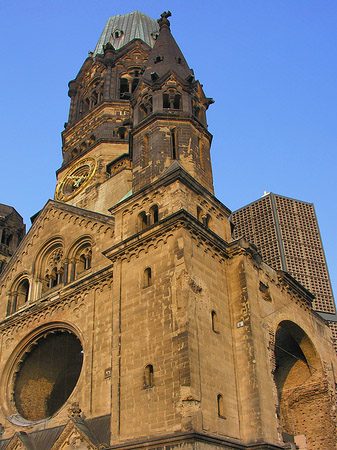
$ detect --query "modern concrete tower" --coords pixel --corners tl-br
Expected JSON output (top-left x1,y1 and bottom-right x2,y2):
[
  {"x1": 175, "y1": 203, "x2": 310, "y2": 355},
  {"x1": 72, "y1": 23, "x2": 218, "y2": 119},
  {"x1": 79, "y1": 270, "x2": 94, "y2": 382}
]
[
  {"x1": 0, "y1": 12, "x2": 336, "y2": 450},
  {"x1": 231, "y1": 192, "x2": 337, "y2": 351}
]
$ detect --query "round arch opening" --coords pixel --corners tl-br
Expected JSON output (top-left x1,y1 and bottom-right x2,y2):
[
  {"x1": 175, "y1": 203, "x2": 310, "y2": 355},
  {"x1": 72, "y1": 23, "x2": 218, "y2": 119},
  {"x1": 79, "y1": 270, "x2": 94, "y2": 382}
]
[
  {"x1": 12, "y1": 328, "x2": 83, "y2": 421},
  {"x1": 274, "y1": 320, "x2": 335, "y2": 448}
]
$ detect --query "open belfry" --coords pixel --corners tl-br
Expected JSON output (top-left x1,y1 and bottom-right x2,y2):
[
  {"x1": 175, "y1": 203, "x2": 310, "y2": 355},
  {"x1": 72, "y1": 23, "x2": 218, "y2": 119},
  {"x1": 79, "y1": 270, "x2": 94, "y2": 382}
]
[{"x1": 0, "y1": 10, "x2": 337, "y2": 450}]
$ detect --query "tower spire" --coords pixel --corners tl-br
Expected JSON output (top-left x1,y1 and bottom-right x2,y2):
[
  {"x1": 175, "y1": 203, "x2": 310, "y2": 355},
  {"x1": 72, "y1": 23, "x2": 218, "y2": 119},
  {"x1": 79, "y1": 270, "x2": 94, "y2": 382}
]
[{"x1": 141, "y1": 11, "x2": 194, "y2": 83}]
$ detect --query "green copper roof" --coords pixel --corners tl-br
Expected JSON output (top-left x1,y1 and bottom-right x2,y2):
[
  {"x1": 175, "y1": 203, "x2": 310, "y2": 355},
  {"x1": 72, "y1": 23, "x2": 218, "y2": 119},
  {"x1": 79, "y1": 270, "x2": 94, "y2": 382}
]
[{"x1": 93, "y1": 11, "x2": 159, "y2": 55}]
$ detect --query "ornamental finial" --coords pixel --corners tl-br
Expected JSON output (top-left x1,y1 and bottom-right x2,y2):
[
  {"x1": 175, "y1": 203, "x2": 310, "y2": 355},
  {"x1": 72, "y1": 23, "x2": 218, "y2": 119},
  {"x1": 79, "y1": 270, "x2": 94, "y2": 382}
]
[{"x1": 158, "y1": 11, "x2": 172, "y2": 29}]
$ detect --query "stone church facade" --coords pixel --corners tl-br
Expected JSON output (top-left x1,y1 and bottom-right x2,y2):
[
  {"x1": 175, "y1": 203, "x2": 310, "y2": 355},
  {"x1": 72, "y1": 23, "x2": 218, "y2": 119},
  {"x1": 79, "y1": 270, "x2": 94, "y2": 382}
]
[{"x1": 0, "y1": 11, "x2": 336, "y2": 450}]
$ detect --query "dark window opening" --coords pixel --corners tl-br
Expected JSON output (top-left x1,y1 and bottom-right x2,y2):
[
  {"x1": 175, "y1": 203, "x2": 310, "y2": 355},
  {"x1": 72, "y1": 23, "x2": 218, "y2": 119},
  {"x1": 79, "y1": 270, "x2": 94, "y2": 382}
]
[
  {"x1": 120, "y1": 78, "x2": 130, "y2": 99},
  {"x1": 138, "y1": 212, "x2": 148, "y2": 231},
  {"x1": 1, "y1": 229, "x2": 11, "y2": 247},
  {"x1": 163, "y1": 93, "x2": 170, "y2": 109},
  {"x1": 171, "y1": 129, "x2": 177, "y2": 160},
  {"x1": 46, "y1": 267, "x2": 63, "y2": 290},
  {"x1": 114, "y1": 30, "x2": 123, "y2": 39},
  {"x1": 131, "y1": 77, "x2": 139, "y2": 93},
  {"x1": 149, "y1": 205, "x2": 159, "y2": 225},
  {"x1": 118, "y1": 127, "x2": 127, "y2": 139},
  {"x1": 203, "y1": 214, "x2": 212, "y2": 229},
  {"x1": 144, "y1": 364, "x2": 154, "y2": 388},
  {"x1": 144, "y1": 268, "x2": 152, "y2": 287},
  {"x1": 163, "y1": 92, "x2": 182, "y2": 110},
  {"x1": 173, "y1": 94, "x2": 181, "y2": 109},
  {"x1": 154, "y1": 56, "x2": 163, "y2": 63},
  {"x1": 217, "y1": 394, "x2": 225, "y2": 418},
  {"x1": 212, "y1": 310, "x2": 219, "y2": 333}
]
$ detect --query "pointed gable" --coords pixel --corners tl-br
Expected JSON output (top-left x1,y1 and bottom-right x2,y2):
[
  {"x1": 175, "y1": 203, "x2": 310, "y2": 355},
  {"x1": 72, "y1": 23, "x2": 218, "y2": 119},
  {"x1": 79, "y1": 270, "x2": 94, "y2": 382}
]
[
  {"x1": 50, "y1": 419, "x2": 101, "y2": 450},
  {"x1": 0, "y1": 200, "x2": 114, "y2": 318}
]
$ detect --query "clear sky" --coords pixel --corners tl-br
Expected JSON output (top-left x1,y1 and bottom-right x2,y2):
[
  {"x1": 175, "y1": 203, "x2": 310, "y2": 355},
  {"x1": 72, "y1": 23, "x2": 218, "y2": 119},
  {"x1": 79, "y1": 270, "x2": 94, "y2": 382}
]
[{"x1": 1, "y1": 1, "x2": 336, "y2": 297}]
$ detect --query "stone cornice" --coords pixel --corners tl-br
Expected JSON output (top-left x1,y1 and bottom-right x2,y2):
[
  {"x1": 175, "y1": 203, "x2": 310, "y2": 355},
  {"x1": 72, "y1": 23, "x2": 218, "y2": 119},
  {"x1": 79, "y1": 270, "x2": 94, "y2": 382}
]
[
  {"x1": 103, "y1": 210, "x2": 230, "y2": 263},
  {"x1": 276, "y1": 270, "x2": 314, "y2": 308},
  {"x1": 130, "y1": 112, "x2": 212, "y2": 141},
  {"x1": 108, "y1": 164, "x2": 231, "y2": 218},
  {"x1": 108, "y1": 431, "x2": 285, "y2": 450},
  {"x1": 0, "y1": 266, "x2": 113, "y2": 334}
]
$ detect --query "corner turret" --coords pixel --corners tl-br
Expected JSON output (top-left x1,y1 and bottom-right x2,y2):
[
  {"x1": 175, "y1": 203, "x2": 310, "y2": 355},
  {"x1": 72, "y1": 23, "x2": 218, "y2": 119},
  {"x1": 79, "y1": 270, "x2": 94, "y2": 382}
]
[{"x1": 131, "y1": 12, "x2": 215, "y2": 193}]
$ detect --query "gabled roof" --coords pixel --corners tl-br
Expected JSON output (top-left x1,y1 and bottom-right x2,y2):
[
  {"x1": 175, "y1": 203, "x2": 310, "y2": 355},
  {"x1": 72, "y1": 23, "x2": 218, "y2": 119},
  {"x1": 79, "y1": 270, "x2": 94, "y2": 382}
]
[
  {"x1": 93, "y1": 11, "x2": 159, "y2": 55},
  {"x1": 0, "y1": 199, "x2": 114, "y2": 290},
  {"x1": 0, "y1": 415, "x2": 110, "y2": 450}
]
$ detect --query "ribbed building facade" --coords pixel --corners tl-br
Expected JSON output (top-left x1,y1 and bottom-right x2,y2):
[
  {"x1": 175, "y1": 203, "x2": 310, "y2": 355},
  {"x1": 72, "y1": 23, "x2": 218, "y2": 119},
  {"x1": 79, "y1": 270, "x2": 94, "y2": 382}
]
[{"x1": 231, "y1": 192, "x2": 337, "y2": 346}]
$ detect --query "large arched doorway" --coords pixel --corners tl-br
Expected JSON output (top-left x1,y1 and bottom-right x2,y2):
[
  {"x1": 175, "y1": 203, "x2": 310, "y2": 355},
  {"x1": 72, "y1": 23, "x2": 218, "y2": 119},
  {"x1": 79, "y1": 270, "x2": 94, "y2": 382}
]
[{"x1": 274, "y1": 321, "x2": 336, "y2": 449}]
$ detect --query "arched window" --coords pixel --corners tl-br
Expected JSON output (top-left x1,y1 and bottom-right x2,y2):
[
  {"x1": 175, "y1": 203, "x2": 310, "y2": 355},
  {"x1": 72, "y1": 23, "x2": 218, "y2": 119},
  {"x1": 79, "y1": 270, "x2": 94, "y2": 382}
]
[
  {"x1": 76, "y1": 246, "x2": 92, "y2": 277},
  {"x1": 139, "y1": 95, "x2": 153, "y2": 119},
  {"x1": 163, "y1": 90, "x2": 181, "y2": 110},
  {"x1": 149, "y1": 205, "x2": 159, "y2": 225},
  {"x1": 46, "y1": 267, "x2": 62, "y2": 289},
  {"x1": 138, "y1": 212, "x2": 148, "y2": 231},
  {"x1": 8, "y1": 278, "x2": 30, "y2": 315},
  {"x1": 118, "y1": 127, "x2": 127, "y2": 140},
  {"x1": 113, "y1": 29, "x2": 123, "y2": 39},
  {"x1": 1, "y1": 229, "x2": 11, "y2": 247},
  {"x1": 144, "y1": 364, "x2": 154, "y2": 388},
  {"x1": 120, "y1": 77, "x2": 130, "y2": 99},
  {"x1": 197, "y1": 206, "x2": 203, "y2": 222},
  {"x1": 217, "y1": 394, "x2": 225, "y2": 418},
  {"x1": 211, "y1": 310, "x2": 219, "y2": 333},
  {"x1": 144, "y1": 268, "x2": 152, "y2": 287},
  {"x1": 203, "y1": 214, "x2": 212, "y2": 230},
  {"x1": 43, "y1": 247, "x2": 64, "y2": 292}
]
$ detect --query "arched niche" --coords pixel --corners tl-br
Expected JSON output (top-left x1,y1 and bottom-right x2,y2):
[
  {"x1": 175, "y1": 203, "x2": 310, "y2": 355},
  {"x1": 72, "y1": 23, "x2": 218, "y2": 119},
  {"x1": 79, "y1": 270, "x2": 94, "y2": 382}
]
[{"x1": 274, "y1": 320, "x2": 336, "y2": 448}]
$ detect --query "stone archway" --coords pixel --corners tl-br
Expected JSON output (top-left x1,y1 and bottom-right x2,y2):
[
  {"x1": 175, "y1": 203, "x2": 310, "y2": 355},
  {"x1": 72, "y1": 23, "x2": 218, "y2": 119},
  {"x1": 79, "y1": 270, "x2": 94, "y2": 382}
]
[{"x1": 274, "y1": 320, "x2": 336, "y2": 450}]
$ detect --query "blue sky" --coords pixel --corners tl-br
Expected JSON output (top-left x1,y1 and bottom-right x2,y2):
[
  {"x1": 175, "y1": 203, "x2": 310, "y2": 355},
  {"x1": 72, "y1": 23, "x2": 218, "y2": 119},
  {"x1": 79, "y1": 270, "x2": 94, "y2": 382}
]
[{"x1": 1, "y1": 0, "x2": 336, "y2": 297}]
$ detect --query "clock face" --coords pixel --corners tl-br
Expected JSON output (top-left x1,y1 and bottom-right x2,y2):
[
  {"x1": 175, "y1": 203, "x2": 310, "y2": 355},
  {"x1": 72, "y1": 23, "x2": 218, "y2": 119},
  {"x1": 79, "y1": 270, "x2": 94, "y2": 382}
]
[{"x1": 55, "y1": 158, "x2": 97, "y2": 201}]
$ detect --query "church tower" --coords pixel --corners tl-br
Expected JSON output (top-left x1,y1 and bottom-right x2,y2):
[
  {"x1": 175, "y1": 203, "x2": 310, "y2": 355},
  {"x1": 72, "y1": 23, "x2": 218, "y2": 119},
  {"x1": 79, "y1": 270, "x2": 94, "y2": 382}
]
[{"x1": 0, "y1": 11, "x2": 336, "y2": 450}]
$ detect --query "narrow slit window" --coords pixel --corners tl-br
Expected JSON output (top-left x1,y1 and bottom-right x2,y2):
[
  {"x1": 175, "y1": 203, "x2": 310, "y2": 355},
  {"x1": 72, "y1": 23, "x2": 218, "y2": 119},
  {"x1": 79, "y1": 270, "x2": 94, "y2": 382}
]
[
  {"x1": 163, "y1": 93, "x2": 170, "y2": 109},
  {"x1": 171, "y1": 128, "x2": 177, "y2": 160},
  {"x1": 211, "y1": 310, "x2": 219, "y2": 333},
  {"x1": 144, "y1": 364, "x2": 154, "y2": 388},
  {"x1": 149, "y1": 205, "x2": 159, "y2": 225},
  {"x1": 138, "y1": 212, "x2": 148, "y2": 231},
  {"x1": 217, "y1": 394, "x2": 225, "y2": 418}
]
